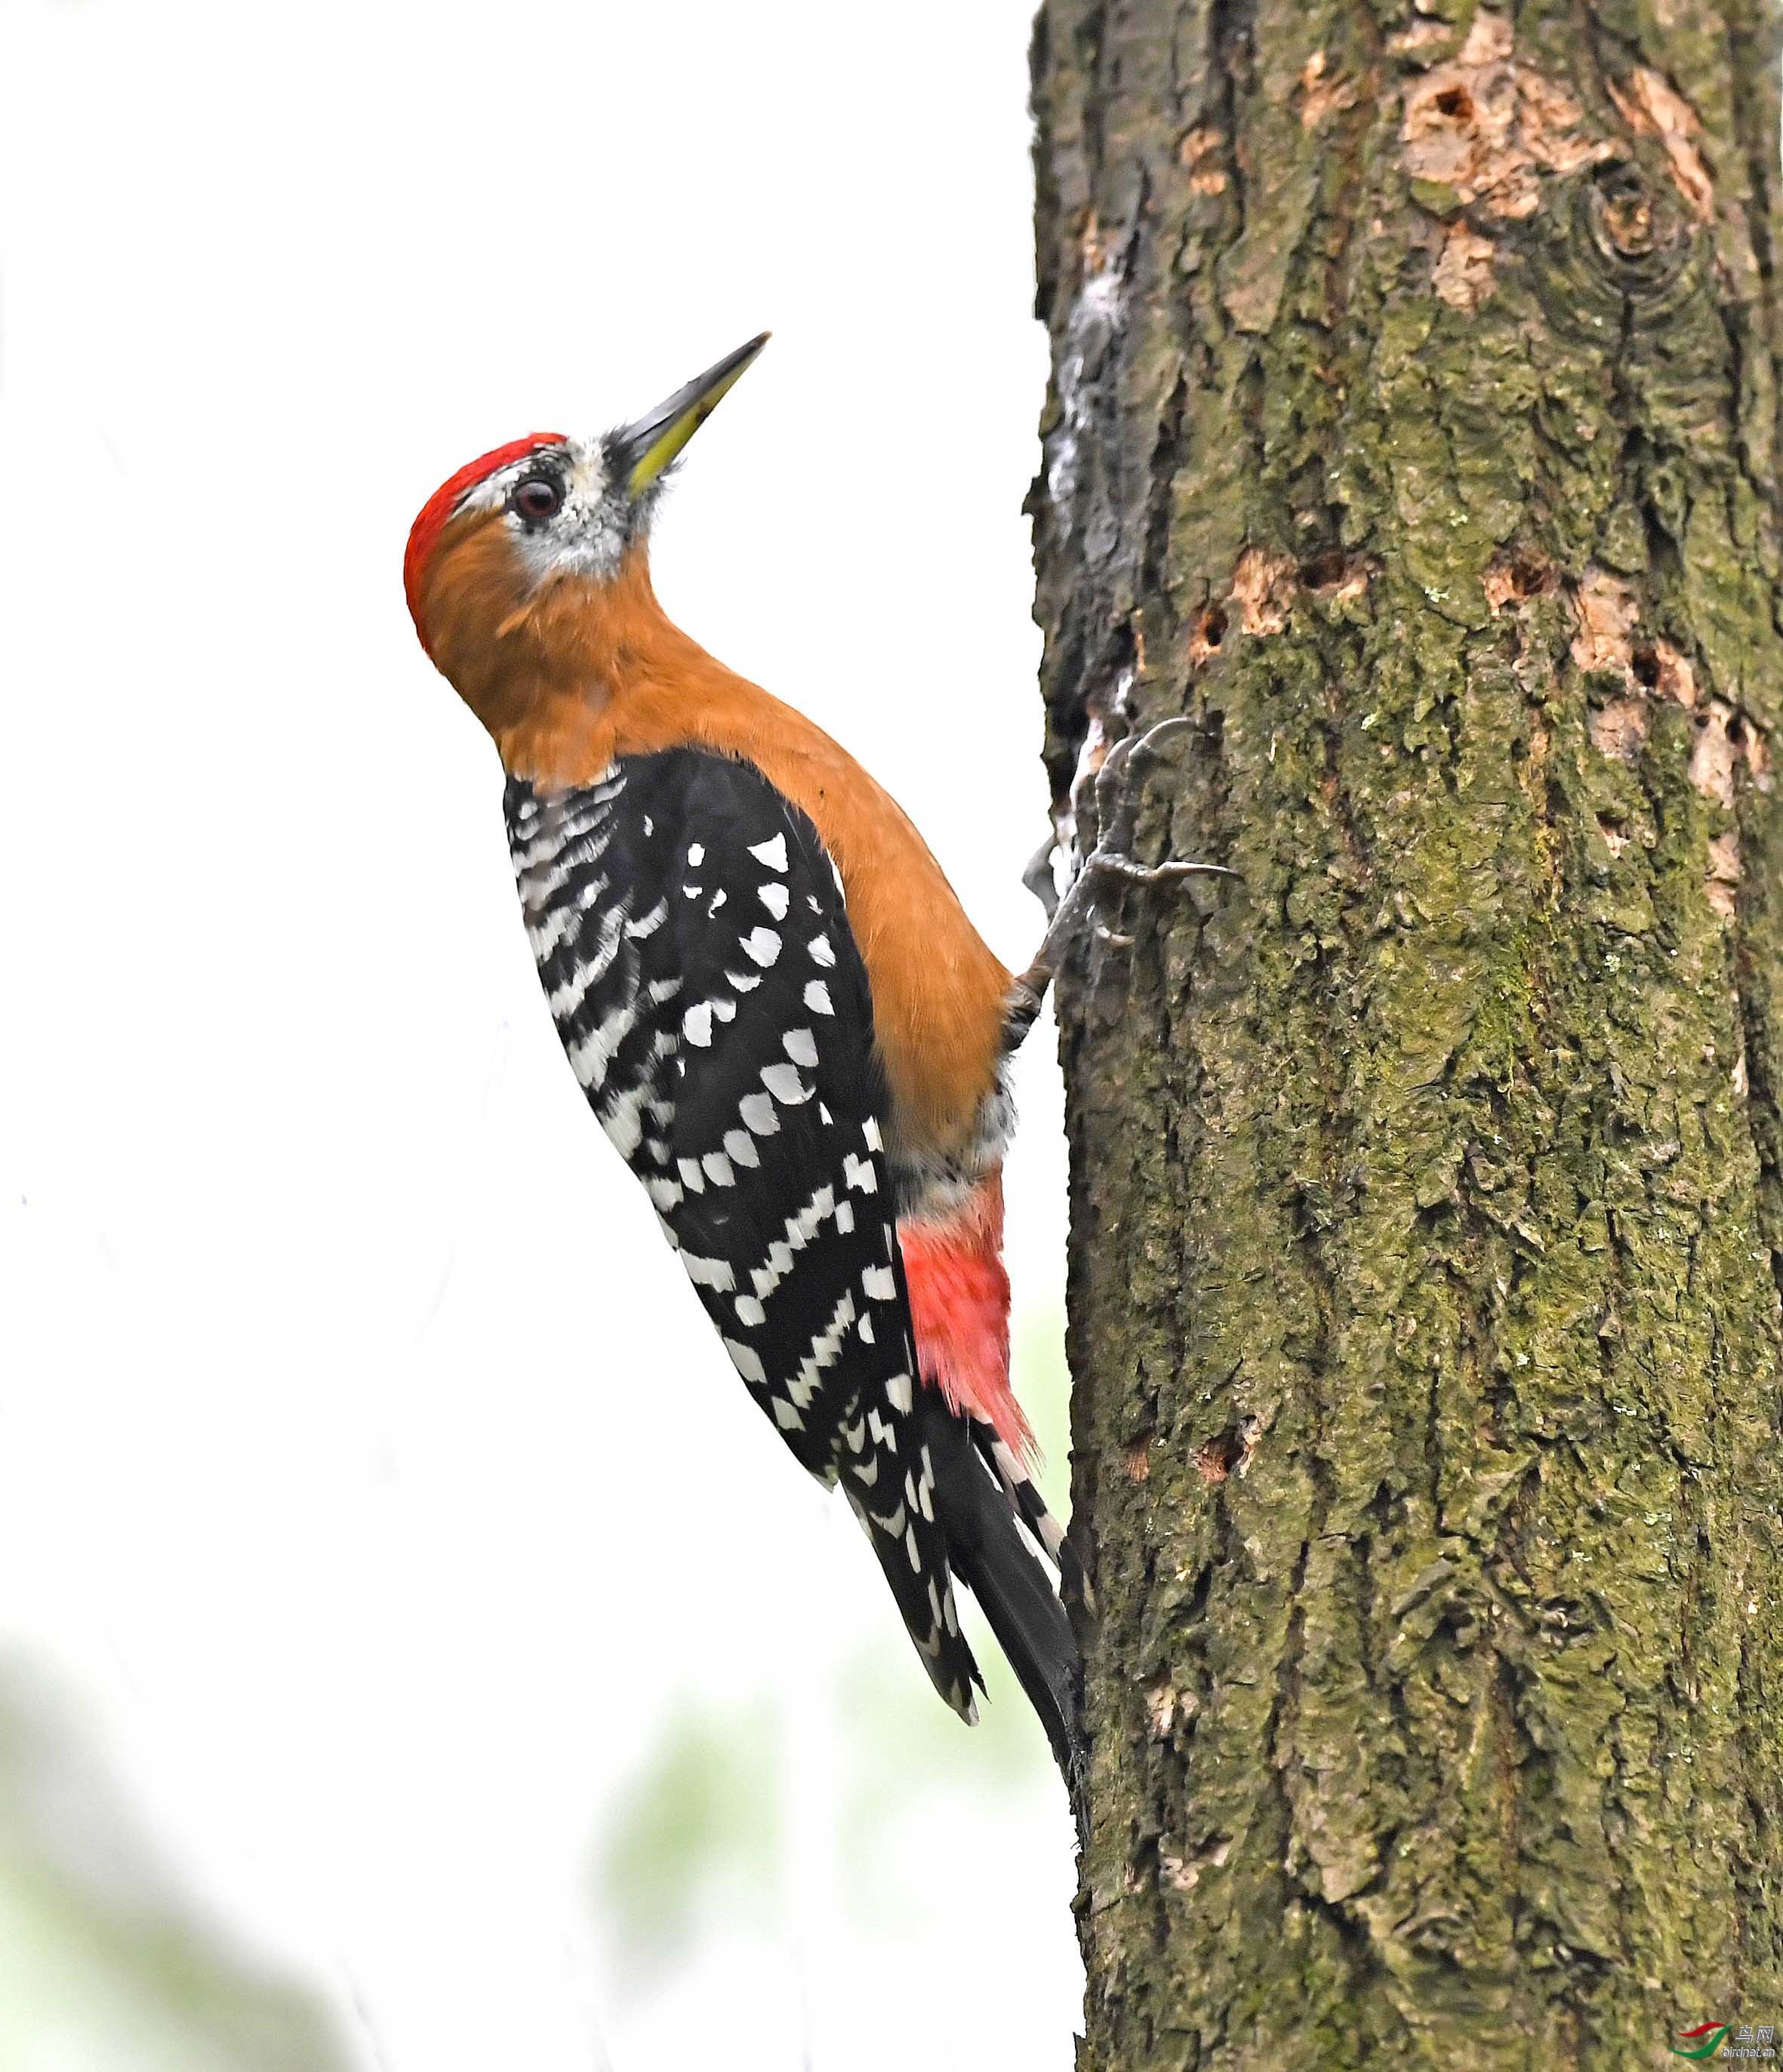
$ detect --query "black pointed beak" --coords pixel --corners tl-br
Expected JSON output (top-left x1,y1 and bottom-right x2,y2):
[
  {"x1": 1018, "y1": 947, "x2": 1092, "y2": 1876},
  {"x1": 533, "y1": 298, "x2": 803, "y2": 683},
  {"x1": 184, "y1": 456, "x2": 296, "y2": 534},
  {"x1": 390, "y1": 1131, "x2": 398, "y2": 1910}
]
[{"x1": 607, "y1": 332, "x2": 771, "y2": 497}]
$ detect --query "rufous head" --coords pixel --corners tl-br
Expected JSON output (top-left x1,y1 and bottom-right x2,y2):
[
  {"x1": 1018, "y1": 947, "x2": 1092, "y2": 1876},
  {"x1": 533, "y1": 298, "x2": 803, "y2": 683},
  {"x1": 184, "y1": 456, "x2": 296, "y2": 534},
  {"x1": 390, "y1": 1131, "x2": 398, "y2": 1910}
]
[{"x1": 403, "y1": 334, "x2": 769, "y2": 703}]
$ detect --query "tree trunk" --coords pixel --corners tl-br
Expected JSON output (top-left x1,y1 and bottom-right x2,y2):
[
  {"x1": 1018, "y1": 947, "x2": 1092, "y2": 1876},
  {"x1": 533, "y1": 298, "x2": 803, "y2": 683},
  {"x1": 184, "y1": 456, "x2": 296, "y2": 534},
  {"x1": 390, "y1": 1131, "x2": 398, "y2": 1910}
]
[{"x1": 1030, "y1": 1, "x2": 1783, "y2": 2062}]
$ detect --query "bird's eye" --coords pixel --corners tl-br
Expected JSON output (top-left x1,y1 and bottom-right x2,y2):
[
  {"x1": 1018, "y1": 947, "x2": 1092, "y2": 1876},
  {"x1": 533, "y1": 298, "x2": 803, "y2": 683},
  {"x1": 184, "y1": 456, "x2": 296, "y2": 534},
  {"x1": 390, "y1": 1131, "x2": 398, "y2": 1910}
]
[{"x1": 511, "y1": 477, "x2": 563, "y2": 522}]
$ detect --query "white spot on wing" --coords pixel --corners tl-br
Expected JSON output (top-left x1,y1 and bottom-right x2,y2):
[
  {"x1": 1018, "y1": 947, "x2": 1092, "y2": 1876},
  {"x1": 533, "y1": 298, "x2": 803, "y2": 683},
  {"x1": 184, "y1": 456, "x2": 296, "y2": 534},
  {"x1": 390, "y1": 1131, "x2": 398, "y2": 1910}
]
[
  {"x1": 725, "y1": 1338, "x2": 766, "y2": 1384},
  {"x1": 744, "y1": 1185, "x2": 838, "y2": 1303},
  {"x1": 625, "y1": 900, "x2": 667, "y2": 939},
  {"x1": 567, "y1": 999, "x2": 638, "y2": 1091},
  {"x1": 788, "y1": 1291, "x2": 858, "y2": 1406},
  {"x1": 804, "y1": 980, "x2": 834, "y2": 1015},
  {"x1": 738, "y1": 1092, "x2": 780, "y2": 1136},
  {"x1": 783, "y1": 1029, "x2": 818, "y2": 1068},
  {"x1": 914, "y1": 1458, "x2": 935, "y2": 1521},
  {"x1": 741, "y1": 927, "x2": 782, "y2": 968},
  {"x1": 600, "y1": 1081, "x2": 648, "y2": 1159},
  {"x1": 749, "y1": 834, "x2": 789, "y2": 872},
  {"x1": 546, "y1": 910, "x2": 626, "y2": 1015}
]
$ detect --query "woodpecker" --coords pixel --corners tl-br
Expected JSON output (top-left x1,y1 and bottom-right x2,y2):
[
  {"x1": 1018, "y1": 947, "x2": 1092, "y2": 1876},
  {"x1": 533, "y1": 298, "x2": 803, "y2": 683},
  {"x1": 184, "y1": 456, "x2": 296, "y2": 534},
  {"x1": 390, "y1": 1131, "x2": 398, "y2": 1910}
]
[{"x1": 405, "y1": 335, "x2": 1087, "y2": 1783}]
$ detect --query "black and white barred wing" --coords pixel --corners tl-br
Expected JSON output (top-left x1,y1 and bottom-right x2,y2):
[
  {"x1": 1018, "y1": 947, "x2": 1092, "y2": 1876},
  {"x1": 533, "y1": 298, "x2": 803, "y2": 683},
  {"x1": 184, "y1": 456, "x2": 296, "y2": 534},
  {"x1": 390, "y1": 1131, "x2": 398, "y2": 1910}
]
[{"x1": 505, "y1": 749, "x2": 980, "y2": 1717}]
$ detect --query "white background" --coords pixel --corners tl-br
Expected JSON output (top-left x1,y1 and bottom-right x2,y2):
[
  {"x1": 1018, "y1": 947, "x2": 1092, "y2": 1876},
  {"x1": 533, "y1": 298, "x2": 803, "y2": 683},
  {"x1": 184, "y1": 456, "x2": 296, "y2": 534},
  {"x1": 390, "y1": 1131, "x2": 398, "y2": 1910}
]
[{"x1": 0, "y1": 2, "x2": 1082, "y2": 2067}]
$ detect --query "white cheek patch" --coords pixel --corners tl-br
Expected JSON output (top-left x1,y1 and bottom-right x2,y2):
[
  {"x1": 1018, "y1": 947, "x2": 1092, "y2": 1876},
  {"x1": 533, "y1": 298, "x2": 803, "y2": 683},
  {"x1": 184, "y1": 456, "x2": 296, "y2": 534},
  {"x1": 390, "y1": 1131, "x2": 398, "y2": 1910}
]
[{"x1": 453, "y1": 439, "x2": 633, "y2": 589}]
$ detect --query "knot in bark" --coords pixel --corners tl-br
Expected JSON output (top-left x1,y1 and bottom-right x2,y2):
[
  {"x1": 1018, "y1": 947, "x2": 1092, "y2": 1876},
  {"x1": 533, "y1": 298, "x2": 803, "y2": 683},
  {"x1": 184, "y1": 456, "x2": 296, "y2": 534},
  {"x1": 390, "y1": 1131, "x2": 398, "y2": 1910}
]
[{"x1": 1580, "y1": 160, "x2": 1693, "y2": 298}]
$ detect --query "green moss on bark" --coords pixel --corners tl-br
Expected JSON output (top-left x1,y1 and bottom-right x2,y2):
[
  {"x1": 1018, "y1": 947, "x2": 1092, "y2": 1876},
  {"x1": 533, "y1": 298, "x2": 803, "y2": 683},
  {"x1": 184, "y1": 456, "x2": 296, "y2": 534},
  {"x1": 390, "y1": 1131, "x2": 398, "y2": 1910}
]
[{"x1": 1032, "y1": 1, "x2": 1783, "y2": 2063}]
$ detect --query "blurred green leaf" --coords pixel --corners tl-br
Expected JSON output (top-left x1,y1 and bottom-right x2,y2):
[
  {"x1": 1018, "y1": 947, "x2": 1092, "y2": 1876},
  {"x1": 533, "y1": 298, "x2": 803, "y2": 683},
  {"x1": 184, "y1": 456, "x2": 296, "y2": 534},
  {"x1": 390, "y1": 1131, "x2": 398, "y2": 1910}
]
[
  {"x1": 0, "y1": 1658, "x2": 350, "y2": 2072},
  {"x1": 595, "y1": 1699, "x2": 783, "y2": 1979}
]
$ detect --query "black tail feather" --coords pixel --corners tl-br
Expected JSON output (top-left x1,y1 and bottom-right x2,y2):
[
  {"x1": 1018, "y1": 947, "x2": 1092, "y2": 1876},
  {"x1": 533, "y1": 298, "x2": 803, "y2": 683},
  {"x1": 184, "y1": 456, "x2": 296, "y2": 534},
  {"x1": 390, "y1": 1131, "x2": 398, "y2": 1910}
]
[
  {"x1": 969, "y1": 1416, "x2": 1095, "y2": 1614},
  {"x1": 842, "y1": 1477, "x2": 984, "y2": 1726},
  {"x1": 917, "y1": 1393, "x2": 1086, "y2": 1812}
]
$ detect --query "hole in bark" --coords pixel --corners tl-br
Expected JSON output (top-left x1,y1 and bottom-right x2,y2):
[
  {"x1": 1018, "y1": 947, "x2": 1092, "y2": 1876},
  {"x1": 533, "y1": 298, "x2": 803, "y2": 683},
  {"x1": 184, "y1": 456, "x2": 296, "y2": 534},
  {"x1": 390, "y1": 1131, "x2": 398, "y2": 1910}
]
[
  {"x1": 1433, "y1": 85, "x2": 1472, "y2": 119},
  {"x1": 1303, "y1": 550, "x2": 1348, "y2": 590},
  {"x1": 1196, "y1": 1427, "x2": 1245, "y2": 1483},
  {"x1": 1632, "y1": 645, "x2": 1661, "y2": 689},
  {"x1": 1188, "y1": 604, "x2": 1230, "y2": 667},
  {"x1": 1483, "y1": 551, "x2": 1555, "y2": 611}
]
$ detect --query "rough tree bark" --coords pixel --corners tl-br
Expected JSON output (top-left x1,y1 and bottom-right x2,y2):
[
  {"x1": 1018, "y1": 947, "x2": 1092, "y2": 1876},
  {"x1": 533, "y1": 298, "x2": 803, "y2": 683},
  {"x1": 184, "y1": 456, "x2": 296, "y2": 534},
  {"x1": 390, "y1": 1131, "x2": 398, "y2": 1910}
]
[{"x1": 1030, "y1": 1, "x2": 1783, "y2": 2063}]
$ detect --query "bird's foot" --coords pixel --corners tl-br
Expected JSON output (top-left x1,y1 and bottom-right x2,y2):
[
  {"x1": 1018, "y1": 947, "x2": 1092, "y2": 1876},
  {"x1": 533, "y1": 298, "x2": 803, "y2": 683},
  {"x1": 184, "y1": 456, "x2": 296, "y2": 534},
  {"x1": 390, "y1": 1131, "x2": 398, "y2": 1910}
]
[{"x1": 1004, "y1": 718, "x2": 1236, "y2": 1055}]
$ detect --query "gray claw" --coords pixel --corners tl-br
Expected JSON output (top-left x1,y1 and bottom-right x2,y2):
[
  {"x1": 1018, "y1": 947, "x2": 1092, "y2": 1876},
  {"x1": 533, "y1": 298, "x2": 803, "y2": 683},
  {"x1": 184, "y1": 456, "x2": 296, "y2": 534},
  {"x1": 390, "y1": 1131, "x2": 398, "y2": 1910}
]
[
  {"x1": 1002, "y1": 713, "x2": 1235, "y2": 1064},
  {"x1": 1092, "y1": 716, "x2": 1199, "y2": 857},
  {"x1": 1022, "y1": 832, "x2": 1064, "y2": 919},
  {"x1": 1086, "y1": 853, "x2": 1241, "y2": 885}
]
